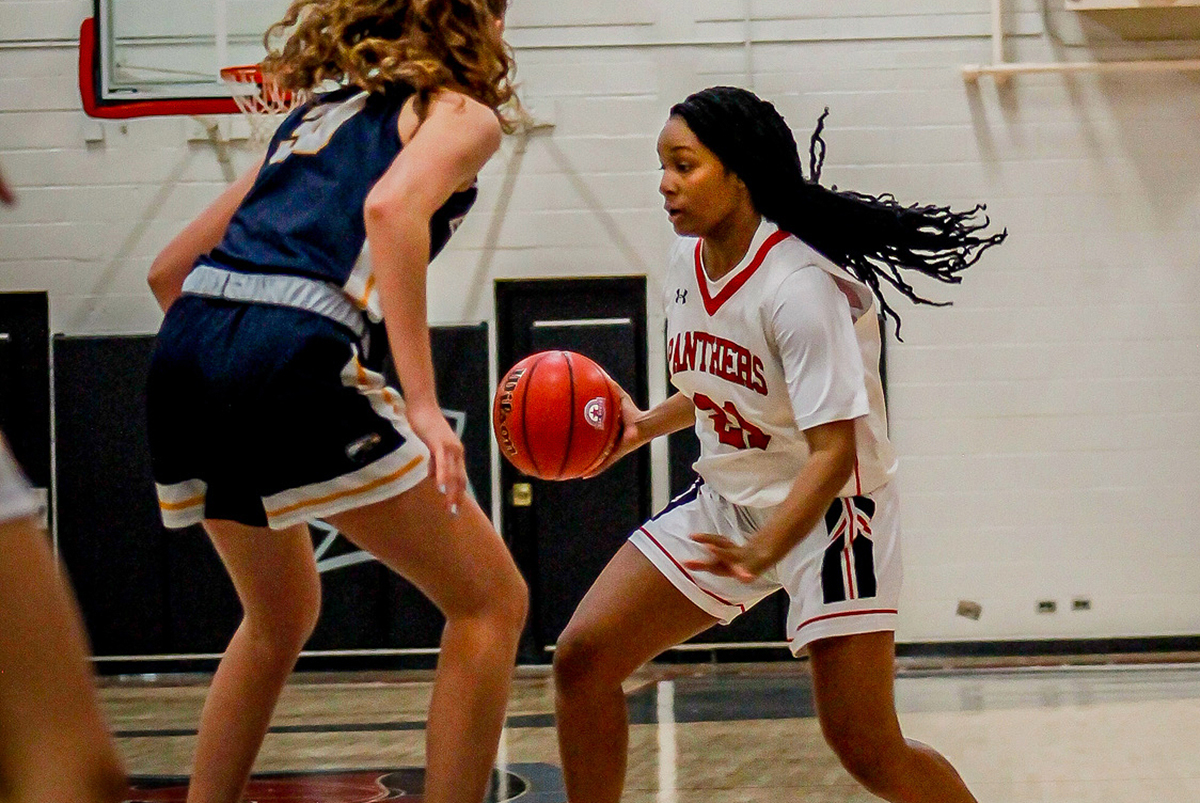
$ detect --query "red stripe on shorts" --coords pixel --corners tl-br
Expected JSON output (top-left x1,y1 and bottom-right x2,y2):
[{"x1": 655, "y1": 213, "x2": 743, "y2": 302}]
[
  {"x1": 788, "y1": 608, "x2": 899, "y2": 641},
  {"x1": 638, "y1": 527, "x2": 746, "y2": 612}
]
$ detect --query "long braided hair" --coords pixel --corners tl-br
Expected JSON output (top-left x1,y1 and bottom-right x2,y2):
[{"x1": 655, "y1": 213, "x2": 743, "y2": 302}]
[{"x1": 670, "y1": 86, "x2": 1007, "y2": 337}]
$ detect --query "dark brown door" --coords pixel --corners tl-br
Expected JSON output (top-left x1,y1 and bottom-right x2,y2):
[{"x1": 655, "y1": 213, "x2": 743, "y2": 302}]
[{"x1": 496, "y1": 278, "x2": 649, "y2": 661}]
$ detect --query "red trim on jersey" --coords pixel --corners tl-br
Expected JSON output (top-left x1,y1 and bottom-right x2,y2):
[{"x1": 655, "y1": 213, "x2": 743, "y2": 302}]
[
  {"x1": 786, "y1": 608, "x2": 899, "y2": 640},
  {"x1": 637, "y1": 527, "x2": 746, "y2": 612},
  {"x1": 694, "y1": 229, "x2": 790, "y2": 316}
]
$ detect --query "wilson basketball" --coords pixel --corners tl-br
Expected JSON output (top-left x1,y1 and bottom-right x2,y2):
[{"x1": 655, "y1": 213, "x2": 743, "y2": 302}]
[{"x1": 492, "y1": 351, "x2": 622, "y2": 480}]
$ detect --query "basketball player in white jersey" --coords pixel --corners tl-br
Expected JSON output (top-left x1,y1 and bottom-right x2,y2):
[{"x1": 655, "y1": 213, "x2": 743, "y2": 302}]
[
  {"x1": 553, "y1": 87, "x2": 1005, "y2": 803},
  {"x1": 0, "y1": 434, "x2": 126, "y2": 802}
]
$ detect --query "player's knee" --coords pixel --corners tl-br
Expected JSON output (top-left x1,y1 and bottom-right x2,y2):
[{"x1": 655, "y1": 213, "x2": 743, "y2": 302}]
[
  {"x1": 442, "y1": 560, "x2": 527, "y2": 640},
  {"x1": 286, "y1": 572, "x2": 323, "y2": 646},
  {"x1": 246, "y1": 580, "x2": 321, "y2": 656},
  {"x1": 552, "y1": 628, "x2": 612, "y2": 693},
  {"x1": 823, "y1": 727, "x2": 904, "y2": 792},
  {"x1": 492, "y1": 564, "x2": 529, "y2": 636}
]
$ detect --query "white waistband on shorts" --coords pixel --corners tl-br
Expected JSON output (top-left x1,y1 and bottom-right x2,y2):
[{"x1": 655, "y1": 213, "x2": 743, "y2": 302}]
[
  {"x1": 697, "y1": 483, "x2": 777, "y2": 535},
  {"x1": 182, "y1": 264, "x2": 367, "y2": 340}
]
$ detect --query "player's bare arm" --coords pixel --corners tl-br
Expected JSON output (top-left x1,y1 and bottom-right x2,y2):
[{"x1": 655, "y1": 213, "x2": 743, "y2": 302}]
[
  {"x1": 686, "y1": 417, "x2": 856, "y2": 581},
  {"x1": 147, "y1": 157, "x2": 264, "y2": 311},
  {"x1": 584, "y1": 390, "x2": 697, "y2": 477},
  {"x1": 365, "y1": 90, "x2": 502, "y2": 511}
]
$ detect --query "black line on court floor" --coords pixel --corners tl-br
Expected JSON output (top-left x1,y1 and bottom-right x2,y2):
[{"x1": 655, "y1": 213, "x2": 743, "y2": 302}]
[
  {"x1": 116, "y1": 712, "x2": 557, "y2": 739},
  {"x1": 115, "y1": 676, "x2": 819, "y2": 738}
]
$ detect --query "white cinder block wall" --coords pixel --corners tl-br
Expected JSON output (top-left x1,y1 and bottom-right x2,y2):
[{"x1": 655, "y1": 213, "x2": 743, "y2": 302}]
[{"x1": 2, "y1": 0, "x2": 1199, "y2": 643}]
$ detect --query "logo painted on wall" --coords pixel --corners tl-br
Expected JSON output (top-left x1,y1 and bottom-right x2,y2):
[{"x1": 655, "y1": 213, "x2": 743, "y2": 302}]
[{"x1": 122, "y1": 765, "x2": 551, "y2": 803}]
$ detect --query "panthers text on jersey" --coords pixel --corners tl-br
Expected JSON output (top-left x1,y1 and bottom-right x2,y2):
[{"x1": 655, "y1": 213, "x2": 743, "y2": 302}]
[{"x1": 665, "y1": 219, "x2": 897, "y2": 507}]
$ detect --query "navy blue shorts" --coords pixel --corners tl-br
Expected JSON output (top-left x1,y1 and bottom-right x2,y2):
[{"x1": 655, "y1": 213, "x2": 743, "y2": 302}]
[{"x1": 147, "y1": 295, "x2": 429, "y2": 530}]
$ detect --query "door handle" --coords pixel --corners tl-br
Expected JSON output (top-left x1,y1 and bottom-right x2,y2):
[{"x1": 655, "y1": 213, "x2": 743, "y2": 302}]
[{"x1": 511, "y1": 482, "x2": 532, "y2": 507}]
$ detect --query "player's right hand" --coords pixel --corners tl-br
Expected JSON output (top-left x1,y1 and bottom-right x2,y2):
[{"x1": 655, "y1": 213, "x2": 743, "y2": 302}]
[
  {"x1": 407, "y1": 403, "x2": 467, "y2": 515},
  {"x1": 684, "y1": 532, "x2": 770, "y2": 583}
]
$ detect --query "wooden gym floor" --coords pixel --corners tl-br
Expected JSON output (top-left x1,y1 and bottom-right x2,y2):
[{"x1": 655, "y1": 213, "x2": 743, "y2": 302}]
[{"x1": 103, "y1": 656, "x2": 1200, "y2": 802}]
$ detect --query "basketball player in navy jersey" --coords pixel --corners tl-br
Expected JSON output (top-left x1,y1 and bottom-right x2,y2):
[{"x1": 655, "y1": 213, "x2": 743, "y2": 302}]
[
  {"x1": 0, "y1": 439, "x2": 126, "y2": 801},
  {"x1": 554, "y1": 87, "x2": 1005, "y2": 803},
  {"x1": 144, "y1": 2, "x2": 527, "y2": 802}
]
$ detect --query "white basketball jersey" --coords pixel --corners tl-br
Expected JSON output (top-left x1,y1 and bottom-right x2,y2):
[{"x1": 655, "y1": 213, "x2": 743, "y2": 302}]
[{"x1": 665, "y1": 219, "x2": 897, "y2": 507}]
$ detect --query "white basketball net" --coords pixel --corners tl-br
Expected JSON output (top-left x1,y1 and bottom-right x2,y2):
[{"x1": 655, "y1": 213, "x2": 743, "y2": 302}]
[{"x1": 220, "y1": 66, "x2": 305, "y2": 149}]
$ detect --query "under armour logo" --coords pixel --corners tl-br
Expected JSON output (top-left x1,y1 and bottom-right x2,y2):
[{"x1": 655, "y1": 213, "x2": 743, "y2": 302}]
[{"x1": 675, "y1": 289, "x2": 688, "y2": 304}]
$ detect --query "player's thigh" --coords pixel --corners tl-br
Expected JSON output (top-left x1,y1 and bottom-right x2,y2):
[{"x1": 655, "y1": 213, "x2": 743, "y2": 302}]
[
  {"x1": 555, "y1": 542, "x2": 719, "y2": 685},
  {"x1": 202, "y1": 519, "x2": 321, "y2": 637},
  {"x1": 807, "y1": 630, "x2": 905, "y2": 750},
  {"x1": 324, "y1": 476, "x2": 526, "y2": 622}
]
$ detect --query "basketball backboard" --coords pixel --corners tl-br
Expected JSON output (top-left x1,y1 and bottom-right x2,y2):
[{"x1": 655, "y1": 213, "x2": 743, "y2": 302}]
[{"x1": 82, "y1": 0, "x2": 292, "y2": 116}]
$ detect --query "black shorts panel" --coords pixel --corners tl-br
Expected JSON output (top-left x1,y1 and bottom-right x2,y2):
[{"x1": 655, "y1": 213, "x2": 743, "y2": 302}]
[{"x1": 147, "y1": 296, "x2": 428, "y2": 529}]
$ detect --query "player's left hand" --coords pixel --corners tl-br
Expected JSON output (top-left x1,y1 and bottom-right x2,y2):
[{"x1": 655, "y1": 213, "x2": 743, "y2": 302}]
[
  {"x1": 684, "y1": 533, "x2": 773, "y2": 583},
  {"x1": 407, "y1": 403, "x2": 466, "y2": 516}
]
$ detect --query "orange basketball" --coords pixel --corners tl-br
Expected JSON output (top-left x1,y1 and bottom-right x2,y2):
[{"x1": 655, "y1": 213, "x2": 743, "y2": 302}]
[{"x1": 492, "y1": 350, "x2": 622, "y2": 480}]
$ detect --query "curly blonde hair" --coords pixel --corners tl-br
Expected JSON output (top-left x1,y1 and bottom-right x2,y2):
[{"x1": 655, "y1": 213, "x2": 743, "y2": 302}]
[{"x1": 261, "y1": 0, "x2": 514, "y2": 113}]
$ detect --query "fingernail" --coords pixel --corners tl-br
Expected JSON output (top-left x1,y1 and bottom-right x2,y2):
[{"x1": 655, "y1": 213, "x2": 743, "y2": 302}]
[
  {"x1": 450, "y1": 504, "x2": 459, "y2": 516},
  {"x1": 439, "y1": 484, "x2": 447, "y2": 494}
]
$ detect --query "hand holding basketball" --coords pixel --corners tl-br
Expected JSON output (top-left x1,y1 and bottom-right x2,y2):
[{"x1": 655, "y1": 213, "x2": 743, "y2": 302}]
[
  {"x1": 580, "y1": 382, "x2": 645, "y2": 478},
  {"x1": 492, "y1": 351, "x2": 622, "y2": 480}
]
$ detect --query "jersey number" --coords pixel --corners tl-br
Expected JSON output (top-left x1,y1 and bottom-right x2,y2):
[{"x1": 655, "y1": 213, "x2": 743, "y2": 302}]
[
  {"x1": 693, "y1": 393, "x2": 771, "y2": 450},
  {"x1": 269, "y1": 92, "x2": 369, "y2": 165}
]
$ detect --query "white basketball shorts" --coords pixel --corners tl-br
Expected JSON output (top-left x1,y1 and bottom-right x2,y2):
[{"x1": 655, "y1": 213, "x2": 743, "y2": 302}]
[{"x1": 629, "y1": 479, "x2": 902, "y2": 653}]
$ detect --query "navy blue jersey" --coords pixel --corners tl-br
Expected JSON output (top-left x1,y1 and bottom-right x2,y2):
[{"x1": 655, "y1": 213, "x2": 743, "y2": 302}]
[{"x1": 200, "y1": 84, "x2": 477, "y2": 315}]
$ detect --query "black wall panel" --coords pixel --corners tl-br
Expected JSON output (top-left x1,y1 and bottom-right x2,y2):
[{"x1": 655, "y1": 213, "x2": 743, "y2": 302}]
[
  {"x1": 53, "y1": 335, "x2": 172, "y2": 656},
  {"x1": 426, "y1": 324, "x2": 493, "y2": 518},
  {"x1": 0, "y1": 292, "x2": 50, "y2": 489}
]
